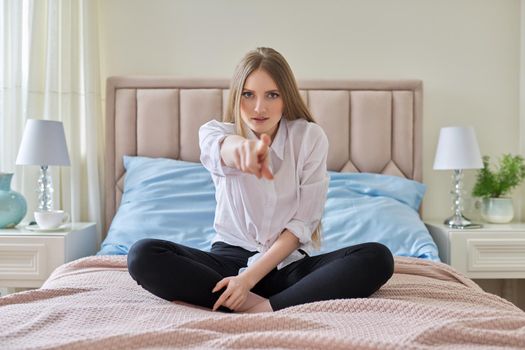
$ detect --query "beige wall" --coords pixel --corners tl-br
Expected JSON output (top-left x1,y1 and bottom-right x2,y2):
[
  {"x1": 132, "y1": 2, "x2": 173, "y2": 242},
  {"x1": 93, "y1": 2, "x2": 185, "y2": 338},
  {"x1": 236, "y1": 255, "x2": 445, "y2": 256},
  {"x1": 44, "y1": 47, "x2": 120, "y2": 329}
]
[
  {"x1": 520, "y1": 0, "x2": 525, "y2": 220},
  {"x1": 98, "y1": 0, "x2": 521, "y2": 221}
]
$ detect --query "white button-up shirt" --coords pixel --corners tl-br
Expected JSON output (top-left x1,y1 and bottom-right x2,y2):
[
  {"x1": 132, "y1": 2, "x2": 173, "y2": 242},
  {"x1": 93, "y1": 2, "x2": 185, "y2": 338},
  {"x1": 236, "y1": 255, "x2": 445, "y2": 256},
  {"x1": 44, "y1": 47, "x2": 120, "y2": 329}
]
[{"x1": 199, "y1": 118, "x2": 329, "y2": 270}]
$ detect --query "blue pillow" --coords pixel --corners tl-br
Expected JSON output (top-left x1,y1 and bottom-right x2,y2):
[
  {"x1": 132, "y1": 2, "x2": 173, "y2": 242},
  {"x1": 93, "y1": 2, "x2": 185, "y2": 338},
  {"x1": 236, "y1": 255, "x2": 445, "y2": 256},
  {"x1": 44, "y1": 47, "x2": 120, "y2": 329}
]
[
  {"x1": 98, "y1": 156, "x2": 216, "y2": 255},
  {"x1": 317, "y1": 172, "x2": 440, "y2": 261},
  {"x1": 99, "y1": 156, "x2": 439, "y2": 262}
]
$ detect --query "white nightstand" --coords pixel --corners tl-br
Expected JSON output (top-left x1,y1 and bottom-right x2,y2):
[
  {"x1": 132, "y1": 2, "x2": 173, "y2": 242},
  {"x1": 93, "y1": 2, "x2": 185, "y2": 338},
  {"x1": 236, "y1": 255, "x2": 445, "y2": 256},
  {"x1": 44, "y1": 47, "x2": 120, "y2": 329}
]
[
  {"x1": 0, "y1": 222, "x2": 97, "y2": 294},
  {"x1": 425, "y1": 220, "x2": 525, "y2": 279}
]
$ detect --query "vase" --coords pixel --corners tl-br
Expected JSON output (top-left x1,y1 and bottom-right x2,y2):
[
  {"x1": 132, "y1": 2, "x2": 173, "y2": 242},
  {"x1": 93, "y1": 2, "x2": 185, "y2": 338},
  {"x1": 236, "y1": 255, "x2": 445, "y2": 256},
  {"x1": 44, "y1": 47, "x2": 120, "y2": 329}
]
[
  {"x1": 480, "y1": 197, "x2": 514, "y2": 224},
  {"x1": 0, "y1": 172, "x2": 27, "y2": 228}
]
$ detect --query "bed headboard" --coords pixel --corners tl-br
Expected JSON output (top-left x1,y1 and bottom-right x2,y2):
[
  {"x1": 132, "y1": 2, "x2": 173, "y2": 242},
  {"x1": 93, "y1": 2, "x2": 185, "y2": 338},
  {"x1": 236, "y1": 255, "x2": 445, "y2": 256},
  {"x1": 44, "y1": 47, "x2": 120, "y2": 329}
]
[{"x1": 105, "y1": 77, "x2": 422, "y2": 234}]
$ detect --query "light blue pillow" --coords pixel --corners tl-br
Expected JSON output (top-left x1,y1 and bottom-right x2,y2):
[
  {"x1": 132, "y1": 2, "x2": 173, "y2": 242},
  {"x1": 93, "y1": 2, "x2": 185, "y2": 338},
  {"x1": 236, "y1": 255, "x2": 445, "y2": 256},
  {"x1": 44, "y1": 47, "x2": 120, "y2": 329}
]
[
  {"x1": 99, "y1": 156, "x2": 439, "y2": 262},
  {"x1": 98, "y1": 156, "x2": 216, "y2": 255},
  {"x1": 317, "y1": 172, "x2": 440, "y2": 261}
]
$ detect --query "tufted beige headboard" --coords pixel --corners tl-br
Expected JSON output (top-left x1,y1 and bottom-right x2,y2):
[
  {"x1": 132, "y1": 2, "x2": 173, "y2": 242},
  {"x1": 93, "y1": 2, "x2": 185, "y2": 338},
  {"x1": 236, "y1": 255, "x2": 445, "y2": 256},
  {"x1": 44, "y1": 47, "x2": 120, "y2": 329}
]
[{"x1": 105, "y1": 77, "x2": 422, "y2": 235}]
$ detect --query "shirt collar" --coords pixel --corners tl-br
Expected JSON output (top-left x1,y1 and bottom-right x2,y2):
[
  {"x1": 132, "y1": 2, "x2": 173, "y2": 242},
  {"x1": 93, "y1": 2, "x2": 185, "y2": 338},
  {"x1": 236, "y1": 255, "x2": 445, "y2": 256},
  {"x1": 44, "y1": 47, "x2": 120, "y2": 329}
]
[{"x1": 244, "y1": 118, "x2": 286, "y2": 161}]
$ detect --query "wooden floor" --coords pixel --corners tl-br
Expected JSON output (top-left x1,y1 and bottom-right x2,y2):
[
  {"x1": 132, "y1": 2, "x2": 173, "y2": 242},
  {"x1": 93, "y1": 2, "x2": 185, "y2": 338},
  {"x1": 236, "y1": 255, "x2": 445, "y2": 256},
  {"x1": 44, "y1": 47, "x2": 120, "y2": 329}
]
[{"x1": 474, "y1": 279, "x2": 525, "y2": 311}]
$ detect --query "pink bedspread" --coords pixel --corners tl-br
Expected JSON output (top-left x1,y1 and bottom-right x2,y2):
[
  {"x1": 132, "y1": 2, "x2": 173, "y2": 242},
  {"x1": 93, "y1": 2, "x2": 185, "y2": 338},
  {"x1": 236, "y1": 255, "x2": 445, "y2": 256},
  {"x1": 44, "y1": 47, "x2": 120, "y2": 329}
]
[{"x1": 1, "y1": 256, "x2": 524, "y2": 349}]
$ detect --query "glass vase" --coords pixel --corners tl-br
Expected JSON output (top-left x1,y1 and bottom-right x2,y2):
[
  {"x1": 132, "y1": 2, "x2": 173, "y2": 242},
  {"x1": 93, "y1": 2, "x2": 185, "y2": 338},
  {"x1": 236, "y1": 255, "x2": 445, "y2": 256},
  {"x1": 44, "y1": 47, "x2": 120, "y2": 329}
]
[{"x1": 0, "y1": 172, "x2": 28, "y2": 228}]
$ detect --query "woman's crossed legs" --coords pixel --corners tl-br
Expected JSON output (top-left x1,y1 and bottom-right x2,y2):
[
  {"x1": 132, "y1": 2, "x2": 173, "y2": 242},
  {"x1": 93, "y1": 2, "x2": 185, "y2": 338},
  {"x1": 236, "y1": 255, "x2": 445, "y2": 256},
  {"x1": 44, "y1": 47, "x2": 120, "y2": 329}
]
[{"x1": 127, "y1": 239, "x2": 394, "y2": 312}]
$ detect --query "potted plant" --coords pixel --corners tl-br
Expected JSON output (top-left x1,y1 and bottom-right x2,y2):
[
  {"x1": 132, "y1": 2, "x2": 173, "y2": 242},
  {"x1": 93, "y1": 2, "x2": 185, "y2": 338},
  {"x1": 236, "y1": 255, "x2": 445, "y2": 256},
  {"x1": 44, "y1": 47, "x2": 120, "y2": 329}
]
[{"x1": 472, "y1": 154, "x2": 525, "y2": 223}]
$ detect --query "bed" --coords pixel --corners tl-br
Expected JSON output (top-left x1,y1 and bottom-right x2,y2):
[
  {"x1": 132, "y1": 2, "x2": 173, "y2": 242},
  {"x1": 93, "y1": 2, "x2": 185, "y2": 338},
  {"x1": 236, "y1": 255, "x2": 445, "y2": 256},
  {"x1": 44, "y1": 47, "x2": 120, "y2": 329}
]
[{"x1": 1, "y1": 77, "x2": 524, "y2": 349}]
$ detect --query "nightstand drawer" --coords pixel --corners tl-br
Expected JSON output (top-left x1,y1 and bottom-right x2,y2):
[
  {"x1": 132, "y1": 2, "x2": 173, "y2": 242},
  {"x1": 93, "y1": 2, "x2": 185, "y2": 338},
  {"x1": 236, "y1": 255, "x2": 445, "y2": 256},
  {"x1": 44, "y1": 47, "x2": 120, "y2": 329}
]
[
  {"x1": 427, "y1": 221, "x2": 525, "y2": 278},
  {"x1": 0, "y1": 223, "x2": 96, "y2": 291},
  {"x1": 0, "y1": 236, "x2": 64, "y2": 283},
  {"x1": 467, "y1": 239, "x2": 525, "y2": 272}
]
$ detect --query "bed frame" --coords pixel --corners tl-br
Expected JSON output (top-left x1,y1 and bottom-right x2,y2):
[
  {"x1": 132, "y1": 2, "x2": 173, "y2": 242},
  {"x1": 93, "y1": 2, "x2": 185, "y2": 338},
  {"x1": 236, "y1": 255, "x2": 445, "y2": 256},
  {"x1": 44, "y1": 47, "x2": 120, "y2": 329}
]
[{"x1": 104, "y1": 77, "x2": 422, "y2": 235}]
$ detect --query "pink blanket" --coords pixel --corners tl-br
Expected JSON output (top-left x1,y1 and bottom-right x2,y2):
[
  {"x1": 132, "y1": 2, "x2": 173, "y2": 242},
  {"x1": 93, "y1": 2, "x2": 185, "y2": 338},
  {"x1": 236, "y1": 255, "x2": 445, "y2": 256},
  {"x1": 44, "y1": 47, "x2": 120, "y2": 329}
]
[{"x1": 1, "y1": 256, "x2": 524, "y2": 349}]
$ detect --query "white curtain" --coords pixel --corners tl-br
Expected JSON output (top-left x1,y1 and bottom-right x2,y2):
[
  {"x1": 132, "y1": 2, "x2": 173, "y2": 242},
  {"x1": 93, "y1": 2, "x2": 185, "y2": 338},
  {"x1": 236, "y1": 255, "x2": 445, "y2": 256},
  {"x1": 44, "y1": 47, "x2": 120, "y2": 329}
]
[{"x1": 1, "y1": 0, "x2": 104, "y2": 243}]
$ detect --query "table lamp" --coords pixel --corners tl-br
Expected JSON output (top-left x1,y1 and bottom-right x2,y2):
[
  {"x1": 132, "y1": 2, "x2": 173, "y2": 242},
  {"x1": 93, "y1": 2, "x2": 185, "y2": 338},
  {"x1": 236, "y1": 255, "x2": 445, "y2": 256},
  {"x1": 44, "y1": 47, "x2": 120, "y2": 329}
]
[
  {"x1": 16, "y1": 119, "x2": 71, "y2": 212},
  {"x1": 433, "y1": 126, "x2": 483, "y2": 229}
]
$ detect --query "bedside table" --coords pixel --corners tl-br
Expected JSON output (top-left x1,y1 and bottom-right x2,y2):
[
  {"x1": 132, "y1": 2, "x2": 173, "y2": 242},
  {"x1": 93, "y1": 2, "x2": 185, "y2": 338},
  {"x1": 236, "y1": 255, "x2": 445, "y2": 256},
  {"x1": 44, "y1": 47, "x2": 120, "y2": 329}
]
[
  {"x1": 0, "y1": 222, "x2": 97, "y2": 294},
  {"x1": 425, "y1": 220, "x2": 525, "y2": 279}
]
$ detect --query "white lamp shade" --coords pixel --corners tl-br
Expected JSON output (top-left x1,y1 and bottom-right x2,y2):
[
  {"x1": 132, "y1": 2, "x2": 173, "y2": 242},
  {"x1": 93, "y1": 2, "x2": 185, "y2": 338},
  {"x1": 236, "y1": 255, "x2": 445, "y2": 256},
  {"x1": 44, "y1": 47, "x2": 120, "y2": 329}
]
[
  {"x1": 433, "y1": 126, "x2": 483, "y2": 170},
  {"x1": 16, "y1": 119, "x2": 71, "y2": 166}
]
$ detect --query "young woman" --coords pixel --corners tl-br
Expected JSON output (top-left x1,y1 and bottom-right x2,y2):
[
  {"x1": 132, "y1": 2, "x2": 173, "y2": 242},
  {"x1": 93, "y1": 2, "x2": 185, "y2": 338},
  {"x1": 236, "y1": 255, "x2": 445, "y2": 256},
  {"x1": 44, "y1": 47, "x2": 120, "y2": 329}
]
[{"x1": 127, "y1": 47, "x2": 394, "y2": 313}]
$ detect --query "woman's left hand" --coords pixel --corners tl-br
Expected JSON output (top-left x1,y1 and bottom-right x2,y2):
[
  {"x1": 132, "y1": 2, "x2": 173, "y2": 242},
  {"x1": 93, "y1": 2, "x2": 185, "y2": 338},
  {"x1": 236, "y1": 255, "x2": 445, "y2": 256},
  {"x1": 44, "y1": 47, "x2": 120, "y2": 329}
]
[{"x1": 212, "y1": 275, "x2": 252, "y2": 311}]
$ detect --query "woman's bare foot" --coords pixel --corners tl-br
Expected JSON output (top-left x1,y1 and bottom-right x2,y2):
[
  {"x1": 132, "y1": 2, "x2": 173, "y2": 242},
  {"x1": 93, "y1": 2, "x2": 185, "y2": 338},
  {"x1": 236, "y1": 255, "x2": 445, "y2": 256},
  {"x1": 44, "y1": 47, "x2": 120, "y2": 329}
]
[
  {"x1": 173, "y1": 293, "x2": 273, "y2": 313},
  {"x1": 243, "y1": 299, "x2": 273, "y2": 313},
  {"x1": 234, "y1": 292, "x2": 269, "y2": 312}
]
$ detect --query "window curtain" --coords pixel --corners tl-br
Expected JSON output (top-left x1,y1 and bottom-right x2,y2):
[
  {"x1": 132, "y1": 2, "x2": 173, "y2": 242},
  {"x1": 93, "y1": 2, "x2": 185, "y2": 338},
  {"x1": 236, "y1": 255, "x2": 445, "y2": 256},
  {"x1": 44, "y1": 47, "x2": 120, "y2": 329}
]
[{"x1": 1, "y1": 0, "x2": 104, "y2": 243}]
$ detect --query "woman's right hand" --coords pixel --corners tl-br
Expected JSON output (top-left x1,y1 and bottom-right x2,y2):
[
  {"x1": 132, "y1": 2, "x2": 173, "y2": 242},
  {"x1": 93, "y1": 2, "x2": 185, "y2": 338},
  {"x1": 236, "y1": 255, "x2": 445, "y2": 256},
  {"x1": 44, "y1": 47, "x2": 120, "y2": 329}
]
[{"x1": 233, "y1": 133, "x2": 274, "y2": 180}]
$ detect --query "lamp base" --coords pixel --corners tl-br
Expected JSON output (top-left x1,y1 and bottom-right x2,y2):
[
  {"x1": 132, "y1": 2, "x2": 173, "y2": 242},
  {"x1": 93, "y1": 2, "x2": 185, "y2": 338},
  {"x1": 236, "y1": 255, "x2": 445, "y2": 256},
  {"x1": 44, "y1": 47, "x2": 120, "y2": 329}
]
[
  {"x1": 444, "y1": 214, "x2": 483, "y2": 229},
  {"x1": 38, "y1": 165, "x2": 53, "y2": 211}
]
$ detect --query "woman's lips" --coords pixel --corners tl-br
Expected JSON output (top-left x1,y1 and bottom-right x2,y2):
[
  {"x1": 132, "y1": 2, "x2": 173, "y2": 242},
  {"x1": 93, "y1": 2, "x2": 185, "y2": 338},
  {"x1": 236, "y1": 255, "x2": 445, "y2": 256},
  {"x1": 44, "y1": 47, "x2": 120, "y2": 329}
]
[{"x1": 252, "y1": 117, "x2": 268, "y2": 123}]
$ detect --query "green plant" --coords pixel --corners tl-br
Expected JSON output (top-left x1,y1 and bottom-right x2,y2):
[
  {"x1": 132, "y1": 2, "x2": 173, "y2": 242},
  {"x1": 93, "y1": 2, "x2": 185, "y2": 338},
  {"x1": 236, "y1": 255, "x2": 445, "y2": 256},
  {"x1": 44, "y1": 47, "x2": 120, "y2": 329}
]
[{"x1": 472, "y1": 154, "x2": 525, "y2": 198}]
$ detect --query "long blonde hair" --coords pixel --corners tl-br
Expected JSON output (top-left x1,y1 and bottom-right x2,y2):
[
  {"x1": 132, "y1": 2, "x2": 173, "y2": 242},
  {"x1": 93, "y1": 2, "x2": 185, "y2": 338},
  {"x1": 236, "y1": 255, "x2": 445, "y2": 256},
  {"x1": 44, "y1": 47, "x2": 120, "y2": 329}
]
[{"x1": 224, "y1": 47, "x2": 322, "y2": 248}]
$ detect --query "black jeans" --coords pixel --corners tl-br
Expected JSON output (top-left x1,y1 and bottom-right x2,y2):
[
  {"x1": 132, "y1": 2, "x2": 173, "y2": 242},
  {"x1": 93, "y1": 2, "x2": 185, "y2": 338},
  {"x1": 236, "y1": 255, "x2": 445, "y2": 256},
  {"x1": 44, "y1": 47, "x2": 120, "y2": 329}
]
[{"x1": 127, "y1": 239, "x2": 394, "y2": 311}]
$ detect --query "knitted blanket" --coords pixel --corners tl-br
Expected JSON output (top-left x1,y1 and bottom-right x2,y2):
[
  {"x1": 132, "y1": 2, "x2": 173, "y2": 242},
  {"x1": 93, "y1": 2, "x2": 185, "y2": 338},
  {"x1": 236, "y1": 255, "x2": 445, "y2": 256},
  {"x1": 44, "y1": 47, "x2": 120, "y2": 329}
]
[{"x1": 1, "y1": 255, "x2": 524, "y2": 349}]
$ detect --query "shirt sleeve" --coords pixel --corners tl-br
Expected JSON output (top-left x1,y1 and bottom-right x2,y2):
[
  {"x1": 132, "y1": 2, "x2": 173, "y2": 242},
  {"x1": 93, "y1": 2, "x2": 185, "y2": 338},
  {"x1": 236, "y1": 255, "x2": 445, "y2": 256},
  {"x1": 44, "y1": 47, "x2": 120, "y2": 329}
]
[
  {"x1": 199, "y1": 120, "x2": 243, "y2": 177},
  {"x1": 285, "y1": 124, "x2": 329, "y2": 244}
]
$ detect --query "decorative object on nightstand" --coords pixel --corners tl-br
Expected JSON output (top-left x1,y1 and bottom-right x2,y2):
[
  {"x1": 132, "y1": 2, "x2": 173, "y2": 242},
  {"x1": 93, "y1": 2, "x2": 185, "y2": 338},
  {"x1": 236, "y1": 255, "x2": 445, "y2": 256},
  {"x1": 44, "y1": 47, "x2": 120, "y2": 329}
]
[
  {"x1": 0, "y1": 172, "x2": 27, "y2": 228},
  {"x1": 433, "y1": 126, "x2": 483, "y2": 229},
  {"x1": 16, "y1": 119, "x2": 70, "y2": 214},
  {"x1": 472, "y1": 154, "x2": 525, "y2": 224}
]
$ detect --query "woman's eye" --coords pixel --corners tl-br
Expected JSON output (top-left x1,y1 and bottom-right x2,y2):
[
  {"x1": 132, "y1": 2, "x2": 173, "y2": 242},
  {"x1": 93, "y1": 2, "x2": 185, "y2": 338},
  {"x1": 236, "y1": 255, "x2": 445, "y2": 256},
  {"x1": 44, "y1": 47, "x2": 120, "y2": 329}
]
[
  {"x1": 241, "y1": 91, "x2": 253, "y2": 98},
  {"x1": 268, "y1": 92, "x2": 280, "y2": 99}
]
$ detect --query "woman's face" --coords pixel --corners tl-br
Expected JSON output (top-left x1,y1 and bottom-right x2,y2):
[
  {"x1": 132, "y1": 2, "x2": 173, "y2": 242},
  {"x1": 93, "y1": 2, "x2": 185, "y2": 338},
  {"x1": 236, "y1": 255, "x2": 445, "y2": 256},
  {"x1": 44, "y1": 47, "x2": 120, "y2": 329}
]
[{"x1": 240, "y1": 68, "x2": 283, "y2": 141}]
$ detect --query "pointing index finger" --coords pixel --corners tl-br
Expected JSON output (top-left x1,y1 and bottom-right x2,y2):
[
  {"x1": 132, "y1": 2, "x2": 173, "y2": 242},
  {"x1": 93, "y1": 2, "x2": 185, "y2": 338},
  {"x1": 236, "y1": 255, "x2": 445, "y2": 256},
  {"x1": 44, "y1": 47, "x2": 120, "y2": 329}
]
[{"x1": 257, "y1": 133, "x2": 271, "y2": 148}]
